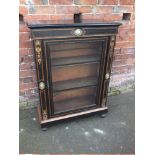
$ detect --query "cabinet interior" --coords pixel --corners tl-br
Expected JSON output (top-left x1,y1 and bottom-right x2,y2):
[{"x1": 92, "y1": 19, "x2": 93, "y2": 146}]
[{"x1": 49, "y1": 40, "x2": 103, "y2": 114}]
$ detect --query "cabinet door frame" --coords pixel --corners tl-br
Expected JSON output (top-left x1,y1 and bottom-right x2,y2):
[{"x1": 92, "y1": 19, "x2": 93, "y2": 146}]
[{"x1": 35, "y1": 36, "x2": 112, "y2": 119}]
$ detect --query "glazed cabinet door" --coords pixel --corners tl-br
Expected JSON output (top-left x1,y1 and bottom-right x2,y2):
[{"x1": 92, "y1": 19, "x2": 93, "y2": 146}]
[{"x1": 42, "y1": 37, "x2": 110, "y2": 118}]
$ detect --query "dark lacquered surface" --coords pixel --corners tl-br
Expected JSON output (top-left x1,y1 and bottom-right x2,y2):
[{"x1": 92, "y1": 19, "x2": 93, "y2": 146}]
[
  {"x1": 30, "y1": 18, "x2": 120, "y2": 123},
  {"x1": 27, "y1": 20, "x2": 122, "y2": 29}
]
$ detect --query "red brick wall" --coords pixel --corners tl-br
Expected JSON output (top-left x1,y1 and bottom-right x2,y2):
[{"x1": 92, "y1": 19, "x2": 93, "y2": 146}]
[{"x1": 19, "y1": 0, "x2": 135, "y2": 107}]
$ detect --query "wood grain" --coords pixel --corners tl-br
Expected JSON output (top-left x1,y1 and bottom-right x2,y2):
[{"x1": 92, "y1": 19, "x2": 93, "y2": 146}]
[
  {"x1": 52, "y1": 62, "x2": 99, "y2": 82},
  {"x1": 53, "y1": 86, "x2": 97, "y2": 102}
]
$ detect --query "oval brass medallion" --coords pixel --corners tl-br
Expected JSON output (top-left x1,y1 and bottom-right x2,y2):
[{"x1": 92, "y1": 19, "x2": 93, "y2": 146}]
[
  {"x1": 74, "y1": 29, "x2": 83, "y2": 36},
  {"x1": 39, "y1": 82, "x2": 45, "y2": 90},
  {"x1": 105, "y1": 73, "x2": 110, "y2": 80}
]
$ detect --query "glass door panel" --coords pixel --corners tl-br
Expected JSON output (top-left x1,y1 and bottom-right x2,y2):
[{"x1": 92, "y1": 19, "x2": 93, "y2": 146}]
[{"x1": 49, "y1": 40, "x2": 103, "y2": 114}]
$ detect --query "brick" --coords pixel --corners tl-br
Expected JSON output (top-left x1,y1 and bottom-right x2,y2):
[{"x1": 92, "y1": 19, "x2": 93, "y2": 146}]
[
  {"x1": 29, "y1": 6, "x2": 55, "y2": 14},
  {"x1": 19, "y1": 91, "x2": 25, "y2": 96},
  {"x1": 74, "y1": 0, "x2": 97, "y2": 5},
  {"x1": 126, "y1": 58, "x2": 135, "y2": 65},
  {"x1": 20, "y1": 63, "x2": 35, "y2": 70},
  {"x1": 50, "y1": 14, "x2": 73, "y2": 20},
  {"x1": 115, "y1": 41, "x2": 135, "y2": 48},
  {"x1": 55, "y1": 6, "x2": 93, "y2": 14},
  {"x1": 28, "y1": 49, "x2": 34, "y2": 55},
  {"x1": 120, "y1": 22, "x2": 135, "y2": 29},
  {"x1": 56, "y1": 6, "x2": 79, "y2": 14},
  {"x1": 103, "y1": 14, "x2": 122, "y2": 21},
  {"x1": 128, "y1": 65, "x2": 135, "y2": 72},
  {"x1": 19, "y1": 6, "x2": 28, "y2": 15},
  {"x1": 20, "y1": 82, "x2": 37, "y2": 90},
  {"x1": 19, "y1": 40, "x2": 33, "y2": 49},
  {"x1": 19, "y1": 56, "x2": 24, "y2": 64},
  {"x1": 19, "y1": 78, "x2": 23, "y2": 85},
  {"x1": 24, "y1": 15, "x2": 51, "y2": 21},
  {"x1": 19, "y1": 70, "x2": 35, "y2": 77},
  {"x1": 29, "y1": 94, "x2": 39, "y2": 99},
  {"x1": 26, "y1": 91, "x2": 38, "y2": 97},
  {"x1": 121, "y1": 48, "x2": 135, "y2": 54},
  {"x1": 20, "y1": 77, "x2": 33, "y2": 83},
  {"x1": 19, "y1": 32, "x2": 30, "y2": 41},
  {"x1": 25, "y1": 89, "x2": 38, "y2": 95},
  {"x1": 131, "y1": 13, "x2": 135, "y2": 20},
  {"x1": 25, "y1": 90, "x2": 37, "y2": 98},
  {"x1": 114, "y1": 53, "x2": 134, "y2": 60},
  {"x1": 114, "y1": 48, "x2": 121, "y2": 55},
  {"x1": 99, "y1": 0, "x2": 118, "y2": 5},
  {"x1": 49, "y1": 0, "x2": 73, "y2": 5},
  {"x1": 119, "y1": 25, "x2": 135, "y2": 31},
  {"x1": 110, "y1": 74, "x2": 134, "y2": 86},
  {"x1": 22, "y1": 55, "x2": 34, "y2": 63},
  {"x1": 120, "y1": 0, "x2": 135, "y2": 5},
  {"x1": 19, "y1": 98, "x2": 28, "y2": 105},
  {"x1": 82, "y1": 14, "x2": 104, "y2": 20},
  {"x1": 116, "y1": 28, "x2": 135, "y2": 41},
  {"x1": 113, "y1": 6, "x2": 134, "y2": 13},
  {"x1": 114, "y1": 48, "x2": 135, "y2": 55},
  {"x1": 79, "y1": 6, "x2": 92, "y2": 13},
  {"x1": 112, "y1": 65, "x2": 131, "y2": 74},
  {"x1": 117, "y1": 34, "x2": 135, "y2": 42},
  {"x1": 32, "y1": 75, "x2": 38, "y2": 83},
  {"x1": 118, "y1": 28, "x2": 135, "y2": 35},
  {"x1": 19, "y1": 0, "x2": 26, "y2": 5},
  {"x1": 19, "y1": 49, "x2": 29, "y2": 56},
  {"x1": 113, "y1": 59, "x2": 127, "y2": 67},
  {"x1": 19, "y1": 23, "x2": 30, "y2": 32},
  {"x1": 95, "y1": 6, "x2": 113, "y2": 14},
  {"x1": 31, "y1": 0, "x2": 48, "y2": 5}
]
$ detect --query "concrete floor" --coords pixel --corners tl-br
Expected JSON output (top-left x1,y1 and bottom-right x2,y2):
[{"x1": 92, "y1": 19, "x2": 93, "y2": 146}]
[{"x1": 19, "y1": 91, "x2": 135, "y2": 154}]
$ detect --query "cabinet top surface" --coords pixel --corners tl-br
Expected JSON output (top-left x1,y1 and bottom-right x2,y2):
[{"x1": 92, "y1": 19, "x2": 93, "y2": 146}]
[{"x1": 27, "y1": 20, "x2": 122, "y2": 29}]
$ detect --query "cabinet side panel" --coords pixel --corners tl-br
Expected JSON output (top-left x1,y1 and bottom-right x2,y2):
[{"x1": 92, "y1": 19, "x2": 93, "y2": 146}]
[
  {"x1": 33, "y1": 39, "x2": 50, "y2": 120},
  {"x1": 96, "y1": 37, "x2": 109, "y2": 107},
  {"x1": 102, "y1": 35, "x2": 116, "y2": 106}
]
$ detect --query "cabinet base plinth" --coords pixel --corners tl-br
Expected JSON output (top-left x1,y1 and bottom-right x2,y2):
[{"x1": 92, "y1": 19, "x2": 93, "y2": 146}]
[{"x1": 37, "y1": 106, "x2": 108, "y2": 129}]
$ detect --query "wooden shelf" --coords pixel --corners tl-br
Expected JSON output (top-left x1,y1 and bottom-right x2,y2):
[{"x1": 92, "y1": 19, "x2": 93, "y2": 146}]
[
  {"x1": 54, "y1": 95, "x2": 96, "y2": 114},
  {"x1": 53, "y1": 76, "x2": 98, "y2": 92},
  {"x1": 50, "y1": 41, "x2": 101, "y2": 52},
  {"x1": 51, "y1": 54, "x2": 100, "y2": 67}
]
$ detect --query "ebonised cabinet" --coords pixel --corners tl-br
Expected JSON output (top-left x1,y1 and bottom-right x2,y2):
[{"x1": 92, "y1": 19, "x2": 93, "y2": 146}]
[{"x1": 28, "y1": 20, "x2": 121, "y2": 129}]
